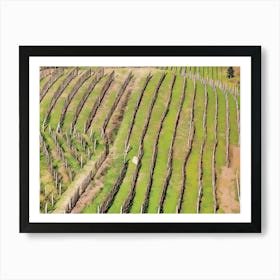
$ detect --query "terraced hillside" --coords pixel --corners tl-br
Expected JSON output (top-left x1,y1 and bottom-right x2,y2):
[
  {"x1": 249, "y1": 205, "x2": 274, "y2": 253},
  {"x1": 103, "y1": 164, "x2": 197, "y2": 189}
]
[{"x1": 40, "y1": 66, "x2": 240, "y2": 214}]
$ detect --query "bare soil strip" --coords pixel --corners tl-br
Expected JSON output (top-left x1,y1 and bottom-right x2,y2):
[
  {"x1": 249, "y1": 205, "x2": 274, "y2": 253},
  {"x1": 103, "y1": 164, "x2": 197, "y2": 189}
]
[{"x1": 216, "y1": 145, "x2": 240, "y2": 213}]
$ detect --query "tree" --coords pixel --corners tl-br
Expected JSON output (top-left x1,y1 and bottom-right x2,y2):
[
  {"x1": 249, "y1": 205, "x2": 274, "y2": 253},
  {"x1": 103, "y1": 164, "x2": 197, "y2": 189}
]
[{"x1": 227, "y1": 67, "x2": 234, "y2": 79}]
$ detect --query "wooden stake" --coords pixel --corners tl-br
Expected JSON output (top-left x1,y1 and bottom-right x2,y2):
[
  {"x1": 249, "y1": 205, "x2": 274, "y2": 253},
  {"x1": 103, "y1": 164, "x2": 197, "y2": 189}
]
[
  {"x1": 56, "y1": 122, "x2": 60, "y2": 133},
  {"x1": 94, "y1": 139, "x2": 97, "y2": 151},
  {"x1": 55, "y1": 172, "x2": 58, "y2": 188},
  {"x1": 236, "y1": 169, "x2": 240, "y2": 200},
  {"x1": 69, "y1": 169, "x2": 73, "y2": 181}
]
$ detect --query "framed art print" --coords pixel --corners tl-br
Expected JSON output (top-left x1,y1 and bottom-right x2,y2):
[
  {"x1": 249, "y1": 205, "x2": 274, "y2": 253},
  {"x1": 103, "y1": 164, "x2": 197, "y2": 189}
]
[{"x1": 19, "y1": 46, "x2": 261, "y2": 233}]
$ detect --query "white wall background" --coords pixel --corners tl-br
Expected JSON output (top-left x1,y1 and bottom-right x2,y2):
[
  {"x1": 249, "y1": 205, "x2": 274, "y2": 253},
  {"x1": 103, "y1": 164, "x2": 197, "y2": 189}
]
[{"x1": 0, "y1": 0, "x2": 279, "y2": 279}]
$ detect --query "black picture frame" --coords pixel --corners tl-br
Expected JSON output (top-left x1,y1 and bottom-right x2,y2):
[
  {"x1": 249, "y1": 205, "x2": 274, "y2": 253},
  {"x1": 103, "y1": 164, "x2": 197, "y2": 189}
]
[{"x1": 19, "y1": 46, "x2": 261, "y2": 233}]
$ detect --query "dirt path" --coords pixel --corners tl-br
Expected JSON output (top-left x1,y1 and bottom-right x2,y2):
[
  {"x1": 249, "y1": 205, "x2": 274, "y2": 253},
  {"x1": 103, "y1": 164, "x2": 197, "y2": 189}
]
[
  {"x1": 70, "y1": 153, "x2": 115, "y2": 213},
  {"x1": 217, "y1": 145, "x2": 240, "y2": 213},
  {"x1": 71, "y1": 179, "x2": 104, "y2": 213},
  {"x1": 52, "y1": 157, "x2": 97, "y2": 213}
]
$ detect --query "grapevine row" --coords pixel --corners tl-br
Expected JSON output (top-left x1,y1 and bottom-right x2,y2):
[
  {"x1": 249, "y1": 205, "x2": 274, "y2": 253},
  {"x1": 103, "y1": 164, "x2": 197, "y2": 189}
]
[
  {"x1": 42, "y1": 67, "x2": 78, "y2": 130},
  {"x1": 158, "y1": 75, "x2": 187, "y2": 213},
  {"x1": 196, "y1": 83, "x2": 208, "y2": 213},
  {"x1": 40, "y1": 68, "x2": 64, "y2": 102},
  {"x1": 122, "y1": 73, "x2": 166, "y2": 213},
  {"x1": 84, "y1": 71, "x2": 114, "y2": 133},
  {"x1": 58, "y1": 68, "x2": 92, "y2": 130},
  {"x1": 70, "y1": 68, "x2": 104, "y2": 132},
  {"x1": 177, "y1": 79, "x2": 197, "y2": 213},
  {"x1": 141, "y1": 74, "x2": 176, "y2": 213},
  {"x1": 211, "y1": 88, "x2": 218, "y2": 213},
  {"x1": 124, "y1": 73, "x2": 152, "y2": 149}
]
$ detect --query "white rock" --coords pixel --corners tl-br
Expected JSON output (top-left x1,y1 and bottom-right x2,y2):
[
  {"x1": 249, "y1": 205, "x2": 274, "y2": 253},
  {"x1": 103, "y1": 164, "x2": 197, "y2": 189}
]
[{"x1": 132, "y1": 156, "x2": 138, "y2": 165}]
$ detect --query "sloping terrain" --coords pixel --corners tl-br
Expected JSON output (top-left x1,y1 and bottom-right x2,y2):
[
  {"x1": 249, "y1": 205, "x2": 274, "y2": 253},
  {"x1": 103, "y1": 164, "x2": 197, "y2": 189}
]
[{"x1": 40, "y1": 66, "x2": 240, "y2": 214}]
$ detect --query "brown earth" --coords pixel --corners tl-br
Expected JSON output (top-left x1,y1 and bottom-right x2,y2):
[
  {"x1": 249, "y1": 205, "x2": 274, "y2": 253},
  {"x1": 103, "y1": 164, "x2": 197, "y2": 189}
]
[
  {"x1": 217, "y1": 145, "x2": 240, "y2": 213},
  {"x1": 70, "y1": 180, "x2": 104, "y2": 213},
  {"x1": 70, "y1": 155, "x2": 113, "y2": 213}
]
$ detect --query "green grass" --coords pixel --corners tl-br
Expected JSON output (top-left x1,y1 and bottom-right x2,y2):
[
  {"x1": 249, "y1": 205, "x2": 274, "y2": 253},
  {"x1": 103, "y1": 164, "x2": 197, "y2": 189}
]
[
  {"x1": 40, "y1": 67, "x2": 240, "y2": 214},
  {"x1": 86, "y1": 72, "x2": 128, "y2": 140},
  {"x1": 40, "y1": 76, "x2": 48, "y2": 91},
  {"x1": 62, "y1": 75, "x2": 96, "y2": 132},
  {"x1": 69, "y1": 136, "x2": 88, "y2": 164},
  {"x1": 163, "y1": 78, "x2": 194, "y2": 213},
  {"x1": 129, "y1": 73, "x2": 174, "y2": 213},
  {"x1": 82, "y1": 73, "x2": 148, "y2": 213},
  {"x1": 55, "y1": 133, "x2": 81, "y2": 171},
  {"x1": 40, "y1": 68, "x2": 72, "y2": 128},
  {"x1": 48, "y1": 72, "x2": 83, "y2": 129},
  {"x1": 107, "y1": 72, "x2": 163, "y2": 213},
  {"x1": 181, "y1": 80, "x2": 205, "y2": 213},
  {"x1": 147, "y1": 75, "x2": 184, "y2": 213},
  {"x1": 74, "y1": 75, "x2": 108, "y2": 133},
  {"x1": 200, "y1": 85, "x2": 215, "y2": 213}
]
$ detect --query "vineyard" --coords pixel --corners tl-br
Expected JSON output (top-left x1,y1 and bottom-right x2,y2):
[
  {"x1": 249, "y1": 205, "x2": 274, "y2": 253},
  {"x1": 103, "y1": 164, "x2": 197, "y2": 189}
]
[{"x1": 40, "y1": 66, "x2": 240, "y2": 214}]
